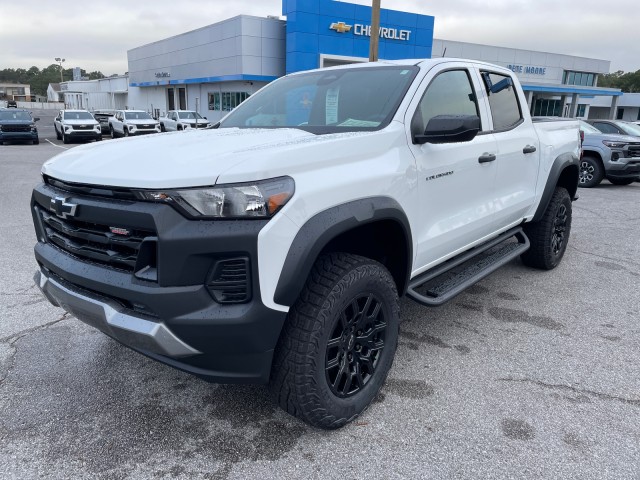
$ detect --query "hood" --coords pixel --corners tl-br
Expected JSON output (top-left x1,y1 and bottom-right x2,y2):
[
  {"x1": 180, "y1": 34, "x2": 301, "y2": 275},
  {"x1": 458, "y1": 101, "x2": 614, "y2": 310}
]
[
  {"x1": 64, "y1": 119, "x2": 99, "y2": 126},
  {"x1": 42, "y1": 128, "x2": 315, "y2": 188}
]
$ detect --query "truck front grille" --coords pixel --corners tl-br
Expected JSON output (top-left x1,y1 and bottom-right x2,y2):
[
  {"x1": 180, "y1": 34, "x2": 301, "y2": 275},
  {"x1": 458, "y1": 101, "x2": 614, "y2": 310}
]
[
  {"x1": 36, "y1": 206, "x2": 156, "y2": 273},
  {"x1": 2, "y1": 125, "x2": 30, "y2": 132},
  {"x1": 72, "y1": 125, "x2": 95, "y2": 131}
]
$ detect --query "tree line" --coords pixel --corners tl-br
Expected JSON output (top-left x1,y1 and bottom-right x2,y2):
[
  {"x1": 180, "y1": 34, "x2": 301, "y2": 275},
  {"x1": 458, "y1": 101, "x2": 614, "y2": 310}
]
[
  {"x1": 597, "y1": 70, "x2": 640, "y2": 93},
  {"x1": 0, "y1": 65, "x2": 109, "y2": 97}
]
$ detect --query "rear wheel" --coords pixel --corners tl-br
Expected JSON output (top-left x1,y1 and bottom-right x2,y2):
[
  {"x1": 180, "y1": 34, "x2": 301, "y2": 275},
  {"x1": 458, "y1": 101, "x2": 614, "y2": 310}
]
[
  {"x1": 579, "y1": 156, "x2": 603, "y2": 188},
  {"x1": 521, "y1": 187, "x2": 572, "y2": 270},
  {"x1": 269, "y1": 253, "x2": 399, "y2": 429},
  {"x1": 607, "y1": 177, "x2": 634, "y2": 186}
]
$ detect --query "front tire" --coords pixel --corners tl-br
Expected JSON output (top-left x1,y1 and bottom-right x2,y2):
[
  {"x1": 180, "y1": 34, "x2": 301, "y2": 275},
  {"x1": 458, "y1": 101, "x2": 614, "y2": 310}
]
[
  {"x1": 123, "y1": 128, "x2": 129, "y2": 137},
  {"x1": 55, "y1": 127, "x2": 61, "y2": 140},
  {"x1": 110, "y1": 126, "x2": 116, "y2": 139},
  {"x1": 269, "y1": 253, "x2": 399, "y2": 429},
  {"x1": 521, "y1": 187, "x2": 572, "y2": 270},
  {"x1": 579, "y1": 156, "x2": 603, "y2": 188},
  {"x1": 62, "y1": 131, "x2": 69, "y2": 144}
]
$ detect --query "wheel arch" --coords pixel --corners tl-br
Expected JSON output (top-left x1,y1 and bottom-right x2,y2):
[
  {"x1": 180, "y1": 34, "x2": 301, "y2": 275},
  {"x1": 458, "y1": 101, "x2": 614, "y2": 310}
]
[
  {"x1": 532, "y1": 152, "x2": 579, "y2": 222},
  {"x1": 273, "y1": 197, "x2": 413, "y2": 307}
]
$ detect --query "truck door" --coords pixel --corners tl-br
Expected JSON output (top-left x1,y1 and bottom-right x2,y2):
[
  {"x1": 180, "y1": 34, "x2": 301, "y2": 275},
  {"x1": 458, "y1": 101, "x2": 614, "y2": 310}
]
[
  {"x1": 406, "y1": 65, "x2": 498, "y2": 272},
  {"x1": 479, "y1": 70, "x2": 539, "y2": 228}
]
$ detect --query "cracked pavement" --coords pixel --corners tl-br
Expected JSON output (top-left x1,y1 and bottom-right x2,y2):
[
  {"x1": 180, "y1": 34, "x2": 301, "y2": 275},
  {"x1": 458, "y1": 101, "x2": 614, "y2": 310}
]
[{"x1": 1, "y1": 122, "x2": 639, "y2": 479}]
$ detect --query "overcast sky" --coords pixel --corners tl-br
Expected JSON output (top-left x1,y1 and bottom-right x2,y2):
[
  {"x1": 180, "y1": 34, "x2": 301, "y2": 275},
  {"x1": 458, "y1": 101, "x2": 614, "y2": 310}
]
[{"x1": 1, "y1": 0, "x2": 638, "y2": 75}]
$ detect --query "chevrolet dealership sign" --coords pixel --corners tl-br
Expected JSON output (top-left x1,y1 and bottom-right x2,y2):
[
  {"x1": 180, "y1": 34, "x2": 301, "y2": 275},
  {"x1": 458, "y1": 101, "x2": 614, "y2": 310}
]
[{"x1": 330, "y1": 21, "x2": 412, "y2": 41}]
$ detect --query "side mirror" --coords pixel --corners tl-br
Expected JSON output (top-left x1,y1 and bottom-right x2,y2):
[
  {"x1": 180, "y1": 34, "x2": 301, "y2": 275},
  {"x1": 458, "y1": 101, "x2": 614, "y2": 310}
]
[
  {"x1": 204, "y1": 117, "x2": 208, "y2": 120},
  {"x1": 34, "y1": 117, "x2": 40, "y2": 122},
  {"x1": 414, "y1": 115, "x2": 480, "y2": 145}
]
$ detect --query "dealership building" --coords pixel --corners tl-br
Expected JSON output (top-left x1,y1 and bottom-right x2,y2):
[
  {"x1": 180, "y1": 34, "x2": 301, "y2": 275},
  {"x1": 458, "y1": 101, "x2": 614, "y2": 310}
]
[{"x1": 58, "y1": 0, "x2": 639, "y2": 122}]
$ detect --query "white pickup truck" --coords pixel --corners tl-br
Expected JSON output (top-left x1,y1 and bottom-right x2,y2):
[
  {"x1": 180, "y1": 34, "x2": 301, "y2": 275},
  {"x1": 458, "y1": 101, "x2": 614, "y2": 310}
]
[
  {"x1": 31, "y1": 58, "x2": 580, "y2": 429},
  {"x1": 159, "y1": 110, "x2": 211, "y2": 131}
]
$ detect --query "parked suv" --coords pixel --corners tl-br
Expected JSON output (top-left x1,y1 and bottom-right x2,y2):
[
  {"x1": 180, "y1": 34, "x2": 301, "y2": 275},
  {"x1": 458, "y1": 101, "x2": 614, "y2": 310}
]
[
  {"x1": 108, "y1": 110, "x2": 160, "y2": 138},
  {"x1": 54, "y1": 110, "x2": 102, "y2": 144},
  {"x1": 7, "y1": 100, "x2": 17, "y2": 108},
  {"x1": 0, "y1": 108, "x2": 39, "y2": 145},
  {"x1": 579, "y1": 120, "x2": 640, "y2": 186},
  {"x1": 159, "y1": 110, "x2": 211, "y2": 131}
]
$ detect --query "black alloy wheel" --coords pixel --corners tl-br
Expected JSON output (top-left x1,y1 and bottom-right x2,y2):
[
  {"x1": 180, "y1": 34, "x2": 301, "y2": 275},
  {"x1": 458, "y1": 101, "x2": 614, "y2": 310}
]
[
  {"x1": 325, "y1": 293, "x2": 386, "y2": 398},
  {"x1": 551, "y1": 203, "x2": 567, "y2": 256}
]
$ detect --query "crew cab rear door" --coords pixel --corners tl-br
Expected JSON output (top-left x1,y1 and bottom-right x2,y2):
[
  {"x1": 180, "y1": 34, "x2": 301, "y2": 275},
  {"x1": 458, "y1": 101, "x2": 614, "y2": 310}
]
[
  {"x1": 406, "y1": 63, "x2": 498, "y2": 272},
  {"x1": 478, "y1": 69, "x2": 540, "y2": 228}
]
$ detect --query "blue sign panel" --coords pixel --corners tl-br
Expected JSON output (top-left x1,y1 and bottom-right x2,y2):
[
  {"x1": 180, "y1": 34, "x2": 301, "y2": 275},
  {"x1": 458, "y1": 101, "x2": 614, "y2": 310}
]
[{"x1": 282, "y1": 0, "x2": 434, "y2": 74}]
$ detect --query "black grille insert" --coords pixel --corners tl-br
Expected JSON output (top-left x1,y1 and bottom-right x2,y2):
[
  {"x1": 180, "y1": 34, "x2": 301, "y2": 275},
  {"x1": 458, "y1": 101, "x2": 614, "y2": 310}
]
[
  {"x1": 37, "y1": 206, "x2": 156, "y2": 273},
  {"x1": 207, "y1": 257, "x2": 251, "y2": 304}
]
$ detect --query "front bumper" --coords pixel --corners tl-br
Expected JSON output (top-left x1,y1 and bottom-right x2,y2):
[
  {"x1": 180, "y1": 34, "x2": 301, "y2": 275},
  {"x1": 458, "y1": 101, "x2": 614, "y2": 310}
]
[
  {"x1": 65, "y1": 129, "x2": 101, "y2": 140},
  {"x1": 31, "y1": 181, "x2": 287, "y2": 383},
  {"x1": 0, "y1": 131, "x2": 38, "y2": 142},
  {"x1": 606, "y1": 159, "x2": 640, "y2": 179}
]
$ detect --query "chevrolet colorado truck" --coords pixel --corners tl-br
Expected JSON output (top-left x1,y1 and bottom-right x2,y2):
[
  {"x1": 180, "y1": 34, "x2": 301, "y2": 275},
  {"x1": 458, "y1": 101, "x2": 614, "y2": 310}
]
[
  {"x1": 159, "y1": 110, "x2": 211, "y2": 131},
  {"x1": 578, "y1": 120, "x2": 640, "y2": 186},
  {"x1": 31, "y1": 59, "x2": 580, "y2": 429}
]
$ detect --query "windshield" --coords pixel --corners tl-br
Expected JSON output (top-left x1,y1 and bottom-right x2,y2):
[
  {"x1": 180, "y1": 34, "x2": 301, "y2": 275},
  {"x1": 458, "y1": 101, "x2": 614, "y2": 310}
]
[
  {"x1": 124, "y1": 111, "x2": 153, "y2": 120},
  {"x1": 64, "y1": 111, "x2": 94, "y2": 120},
  {"x1": 219, "y1": 65, "x2": 419, "y2": 134},
  {"x1": 616, "y1": 121, "x2": 640, "y2": 136},
  {"x1": 0, "y1": 111, "x2": 32, "y2": 121},
  {"x1": 579, "y1": 120, "x2": 601, "y2": 134},
  {"x1": 178, "y1": 111, "x2": 205, "y2": 120}
]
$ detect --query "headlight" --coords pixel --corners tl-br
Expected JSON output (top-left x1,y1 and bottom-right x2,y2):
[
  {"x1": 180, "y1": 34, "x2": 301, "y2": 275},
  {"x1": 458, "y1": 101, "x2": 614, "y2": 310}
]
[
  {"x1": 602, "y1": 140, "x2": 628, "y2": 148},
  {"x1": 136, "y1": 176, "x2": 295, "y2": 218}
]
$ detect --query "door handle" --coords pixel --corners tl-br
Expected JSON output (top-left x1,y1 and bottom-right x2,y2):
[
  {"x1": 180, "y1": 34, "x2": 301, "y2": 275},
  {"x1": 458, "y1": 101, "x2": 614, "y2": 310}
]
[
  {"x1": 478, "y1": 153, "x2": 496, "y2": 163},
  {"x1": 523, "y1": 145, "x2": 537, "y2": 154}
]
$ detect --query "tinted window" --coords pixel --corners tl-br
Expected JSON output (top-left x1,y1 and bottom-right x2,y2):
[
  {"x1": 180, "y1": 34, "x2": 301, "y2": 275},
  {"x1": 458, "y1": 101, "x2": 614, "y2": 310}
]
[
  {"x1": 412, "y1": 69, "x2": 479, "y2": 135},
  {"x1": 593, "y1": 122, "x2": 620, "y2": 134},
  {"x1": 483, "y1": 72, "x2": 522, "y2": 131}
]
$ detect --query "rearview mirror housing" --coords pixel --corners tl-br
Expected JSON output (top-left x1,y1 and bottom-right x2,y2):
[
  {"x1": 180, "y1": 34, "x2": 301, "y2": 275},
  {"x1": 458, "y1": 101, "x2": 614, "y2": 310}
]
[{"x1": 414, "y1": 115, "x2": 480, "y2": 145}]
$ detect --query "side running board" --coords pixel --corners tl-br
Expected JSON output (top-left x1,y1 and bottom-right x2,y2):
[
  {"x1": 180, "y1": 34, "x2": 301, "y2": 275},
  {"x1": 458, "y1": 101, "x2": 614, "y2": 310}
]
[{"x1": 406, "y1": 227, "x2": 530, "y2": 307}]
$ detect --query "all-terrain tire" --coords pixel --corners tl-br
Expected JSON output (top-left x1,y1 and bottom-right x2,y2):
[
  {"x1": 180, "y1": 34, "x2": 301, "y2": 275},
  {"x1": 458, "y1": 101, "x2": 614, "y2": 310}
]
[
  {"x1": 521, "y1": 187, "x2": 572, "y2": 270},
  {"x1": 579, "y1": 156, "x2": 603, "y2": 188},
  {"x1": 269, "y1": 252, "x2": 399, "y2": 429}
]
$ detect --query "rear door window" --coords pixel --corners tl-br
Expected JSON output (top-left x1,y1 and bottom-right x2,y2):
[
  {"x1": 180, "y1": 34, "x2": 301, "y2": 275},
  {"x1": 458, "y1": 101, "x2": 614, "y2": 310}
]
[{"x1": 481, "y1": 71, "x2": 523, "y2": 131}]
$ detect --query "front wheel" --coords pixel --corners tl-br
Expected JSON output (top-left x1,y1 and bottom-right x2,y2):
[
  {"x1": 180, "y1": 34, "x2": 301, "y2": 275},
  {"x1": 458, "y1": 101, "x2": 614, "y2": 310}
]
[
  {"x1": 579, "y1": 156, "x2": 603, "y2": 188},
  {"x1": 123, "y1": 128, "x2": 129, "y2": 137},
  {"x1": 269, "y1": 253, "x2": 399, "y2": 429},
  {"x1": 110, "y1": 126, "x2": 116, "y2": 139},
  {"x1": 521, "y1": 187, "x2": 572, "y2": 270},
  {"x1": 62, "y1": 131, "x2": 69, "y2": 144}
]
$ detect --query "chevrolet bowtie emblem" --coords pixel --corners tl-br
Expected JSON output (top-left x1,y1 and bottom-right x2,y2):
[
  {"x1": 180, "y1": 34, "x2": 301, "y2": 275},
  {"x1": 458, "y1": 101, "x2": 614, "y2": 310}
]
[
  {"x1": 50, "y1": 196, "x2": 78, "y2": 219},
  {"x1": 330, "y1": 22, "x2": 352, "y2": 33}
]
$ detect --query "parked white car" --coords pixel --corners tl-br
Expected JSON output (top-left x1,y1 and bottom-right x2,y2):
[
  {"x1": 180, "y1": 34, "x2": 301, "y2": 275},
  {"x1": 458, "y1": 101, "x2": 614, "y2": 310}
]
[
  {"x1": 108, "y1": 110, "x2": 161, "y2": 138},
  {"x1": 159, "y1": 110, "x2": 211, "y2": 132},
  {"x1": 54, "y1": 110, "x2": 102, "y2": 144}
]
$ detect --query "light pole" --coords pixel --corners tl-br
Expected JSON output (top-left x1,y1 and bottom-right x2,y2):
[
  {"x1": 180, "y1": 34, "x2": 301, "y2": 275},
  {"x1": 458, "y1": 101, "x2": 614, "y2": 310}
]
[
  {"x1": 55, "y1": 57, "x2": 65, "y2": 83},
  {"x1": 369, "y1": 0, "x2": 381, "y2": 62}
]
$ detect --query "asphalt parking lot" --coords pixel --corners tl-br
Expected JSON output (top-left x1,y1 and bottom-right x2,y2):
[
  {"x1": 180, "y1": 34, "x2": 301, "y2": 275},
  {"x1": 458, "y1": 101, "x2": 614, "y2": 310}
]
[{"x1": 1, "y1": 115, "x2": 639, "y2": 479}]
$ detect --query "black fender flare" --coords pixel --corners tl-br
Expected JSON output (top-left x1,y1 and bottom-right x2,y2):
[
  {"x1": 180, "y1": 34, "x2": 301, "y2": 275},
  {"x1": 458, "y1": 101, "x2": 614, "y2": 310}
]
[
  {"x1": 273, "y1": 197, "x2": 413, "y2": 307},
  {"x1": 532, "y1": 152, "x2": 579, "y2": 222}
]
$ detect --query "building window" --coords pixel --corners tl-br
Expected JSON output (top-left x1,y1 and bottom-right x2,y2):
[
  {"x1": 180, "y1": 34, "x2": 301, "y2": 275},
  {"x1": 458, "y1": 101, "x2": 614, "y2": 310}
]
[
  {"x1": 208, "y1": 91, "x2": 251, "y2": 111},
  {"x1": 563, "y1": 71, "x2": 596, "y2": 87},
  {"x1": 616, "y1": 108, "x2": 624, "y2": 120},
  {"x1": 576, "y1": 104, "x2": 587, "y2": 117},
  {"x1": 533, "y1": 99, "x2": 562, "y2": 117}
]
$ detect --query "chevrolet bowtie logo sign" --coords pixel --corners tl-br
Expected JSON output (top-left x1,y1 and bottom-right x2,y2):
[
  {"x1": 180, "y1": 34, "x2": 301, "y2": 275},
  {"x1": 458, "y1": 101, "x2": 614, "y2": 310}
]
[
  {"x1": 330, "y1": 22, "x2": 352, "y2": 33},
  {"x1": 50, "y1": 196, "x2": 78, "y2": 219}
]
